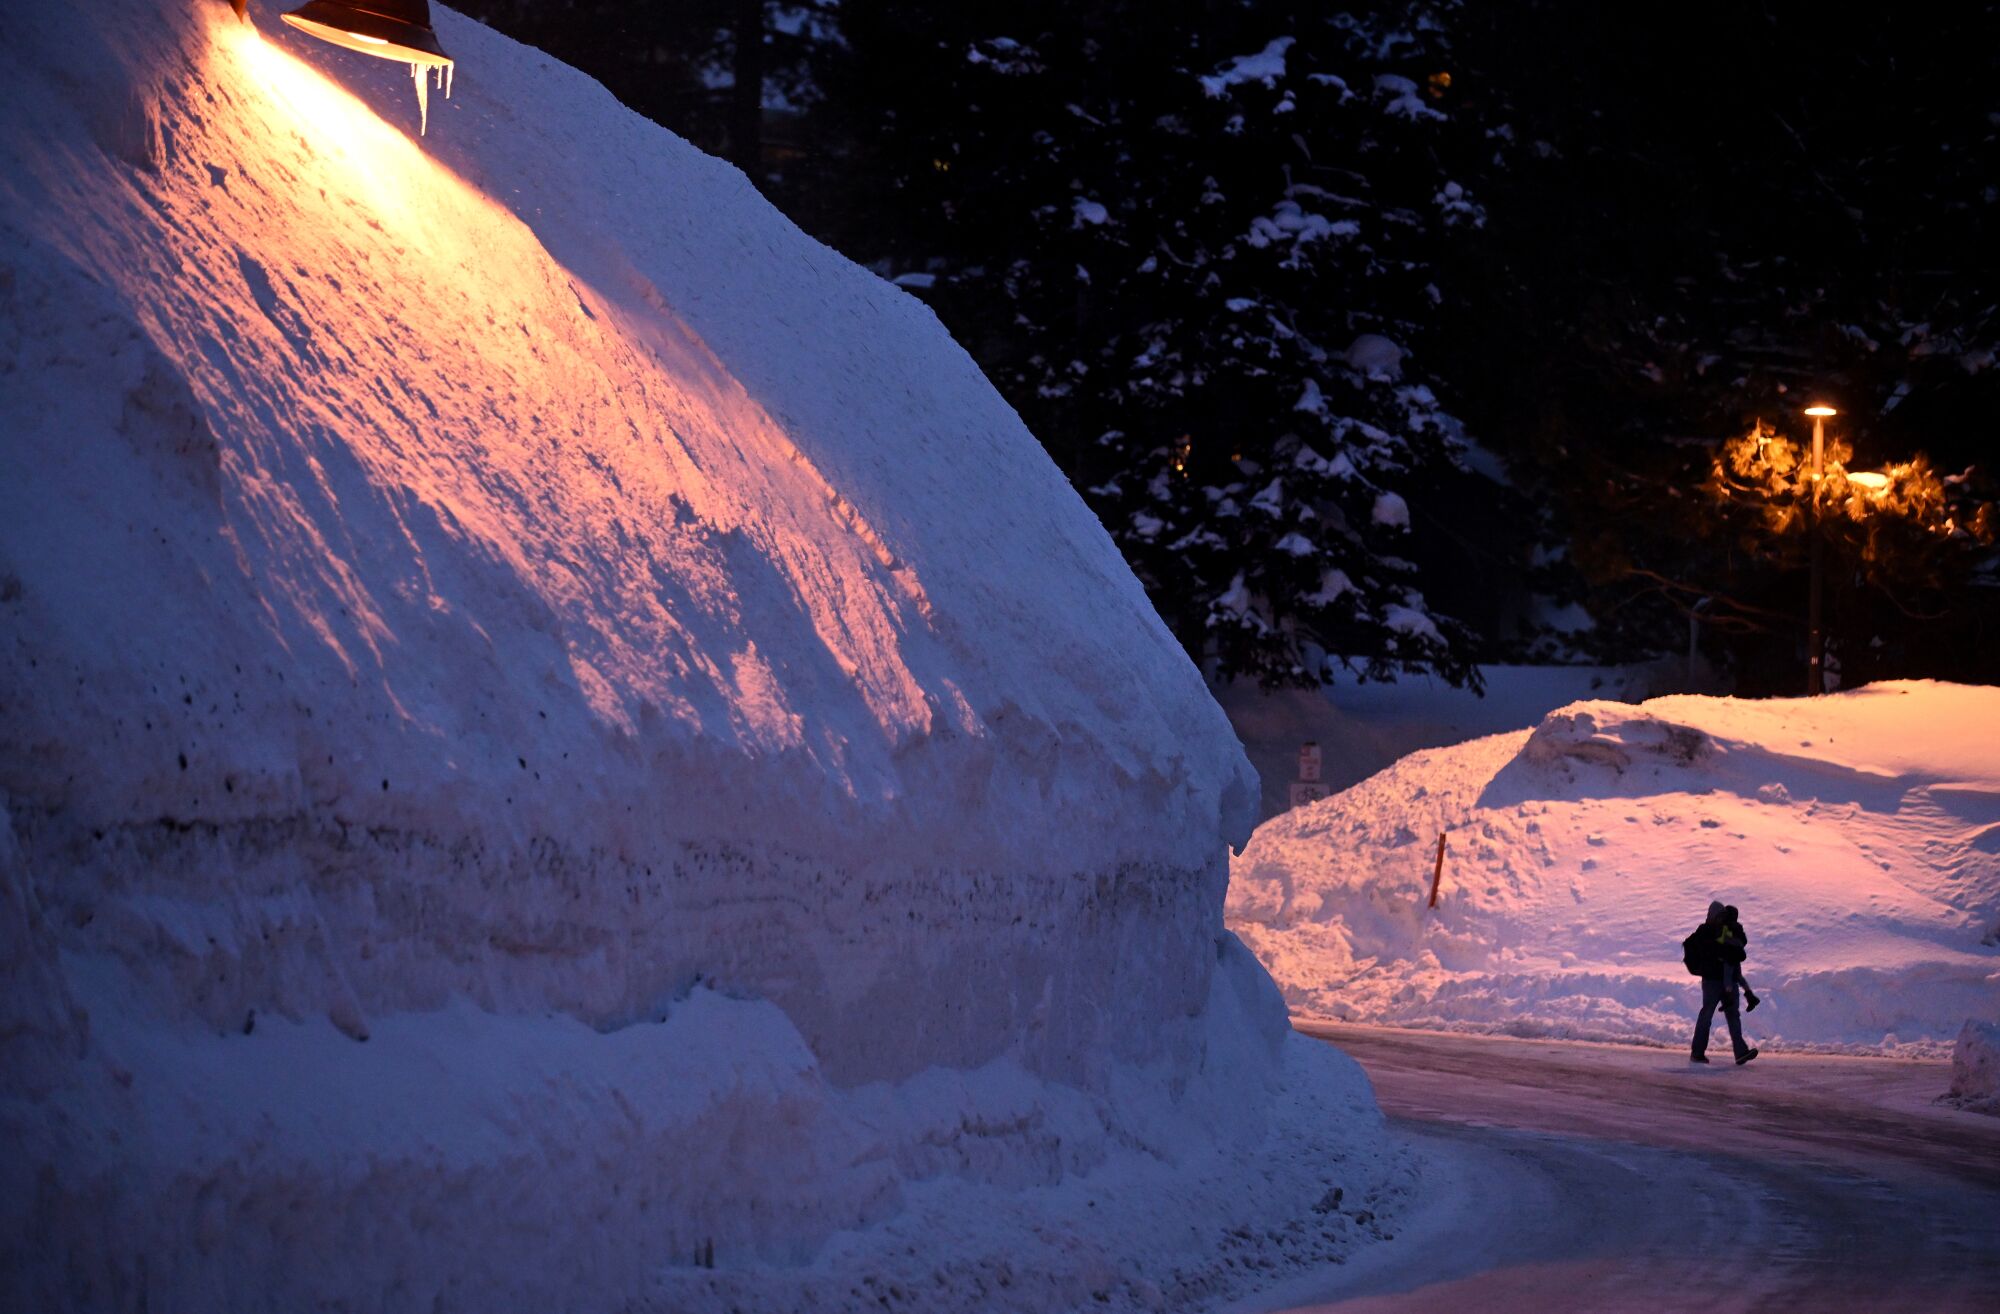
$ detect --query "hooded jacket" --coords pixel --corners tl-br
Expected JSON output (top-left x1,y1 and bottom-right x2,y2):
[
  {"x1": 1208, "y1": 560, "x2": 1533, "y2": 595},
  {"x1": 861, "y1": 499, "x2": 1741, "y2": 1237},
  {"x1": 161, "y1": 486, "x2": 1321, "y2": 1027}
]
[{"x1": 1683, "y1": 901, "x2": 1744, "y2": 979}]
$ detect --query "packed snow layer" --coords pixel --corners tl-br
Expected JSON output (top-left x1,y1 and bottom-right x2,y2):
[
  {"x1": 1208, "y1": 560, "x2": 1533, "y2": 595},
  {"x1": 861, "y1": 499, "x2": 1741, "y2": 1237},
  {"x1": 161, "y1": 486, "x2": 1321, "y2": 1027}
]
[
  {"x1": 13, "y1": 923, "x2": 1410, "y2": 1312},
  {"x1": 0, "y1": 1, "x2": 1385, "y2": 1309},
  {"x1": 1952, "y1": 1019, "x2": 2000, "y2": 1113},
  {"x1": 1228, "y1": 682, "x2": 2000, "y2": 1054}
]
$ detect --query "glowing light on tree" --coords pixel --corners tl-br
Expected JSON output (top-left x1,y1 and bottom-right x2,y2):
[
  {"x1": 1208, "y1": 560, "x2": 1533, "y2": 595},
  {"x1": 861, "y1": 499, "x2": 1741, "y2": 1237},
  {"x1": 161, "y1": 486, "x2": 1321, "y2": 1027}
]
[
  {"x1": 1696, "y1": 413, "x2": 1995, "y2": 688},
  {"x1": 1708, "y1": 420, "x2": 1972, "y2": 553}
]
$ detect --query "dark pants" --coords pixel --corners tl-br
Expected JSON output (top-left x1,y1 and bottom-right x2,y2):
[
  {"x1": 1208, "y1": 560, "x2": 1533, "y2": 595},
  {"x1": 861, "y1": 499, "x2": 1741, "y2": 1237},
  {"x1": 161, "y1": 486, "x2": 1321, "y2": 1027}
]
[{"x1": 1693, "y1": 974, "x2": 1748, "y2": 1060}]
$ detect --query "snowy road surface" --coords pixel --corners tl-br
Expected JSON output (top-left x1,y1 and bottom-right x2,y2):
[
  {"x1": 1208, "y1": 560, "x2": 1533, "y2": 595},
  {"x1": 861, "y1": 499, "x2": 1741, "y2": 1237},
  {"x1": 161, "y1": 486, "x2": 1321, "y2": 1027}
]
[{"x1": 1236, "y1": 1025, "x2": 2000, "y2": 1313}]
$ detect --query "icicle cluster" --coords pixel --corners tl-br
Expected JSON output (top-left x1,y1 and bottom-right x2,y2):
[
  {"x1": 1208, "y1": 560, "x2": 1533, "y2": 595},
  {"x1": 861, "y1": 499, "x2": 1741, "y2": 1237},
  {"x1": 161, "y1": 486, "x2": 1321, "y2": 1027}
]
[{"x1": 410, "y1": 60, "x2": 453, "y2": 136}]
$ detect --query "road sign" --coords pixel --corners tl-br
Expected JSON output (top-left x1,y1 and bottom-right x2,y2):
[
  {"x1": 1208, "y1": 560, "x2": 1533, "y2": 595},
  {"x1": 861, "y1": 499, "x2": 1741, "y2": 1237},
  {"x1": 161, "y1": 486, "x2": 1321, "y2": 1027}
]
[
  {"x1": 1289, "y1": 781, "x2": 1330, "y2": 809},
  {"x1": 1298, "y1": 741, "x2": 1322, "y2": 783}
]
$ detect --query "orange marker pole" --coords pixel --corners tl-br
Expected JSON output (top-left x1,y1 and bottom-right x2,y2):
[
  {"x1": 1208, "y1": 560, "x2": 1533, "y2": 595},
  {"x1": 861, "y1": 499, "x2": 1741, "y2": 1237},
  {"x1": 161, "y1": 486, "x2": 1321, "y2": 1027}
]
[{"x1": 1428, "y1": 833, "x2": 1446, "y2": 909}]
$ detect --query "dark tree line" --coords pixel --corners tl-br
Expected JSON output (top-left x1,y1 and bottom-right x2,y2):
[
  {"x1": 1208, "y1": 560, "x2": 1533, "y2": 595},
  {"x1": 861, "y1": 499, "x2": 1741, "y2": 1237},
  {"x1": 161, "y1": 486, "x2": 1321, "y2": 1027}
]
[
  {"x1": 456, "y1": 0, "x2": 2000, "y2": 693},
  {"x1": 1438, "y1": 2, "x2": 2000, "y2": 691}
]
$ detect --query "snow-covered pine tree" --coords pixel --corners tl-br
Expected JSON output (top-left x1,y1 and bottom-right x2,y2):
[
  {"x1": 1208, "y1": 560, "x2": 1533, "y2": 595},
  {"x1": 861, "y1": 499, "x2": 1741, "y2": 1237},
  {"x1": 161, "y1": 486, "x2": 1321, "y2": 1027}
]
[
  {"x1": 1442, "y1": 1, "x2": 2000, "y2": 690},
  {"x1": 835, "y1": 1, "x2": 1500, "y2": 689}
]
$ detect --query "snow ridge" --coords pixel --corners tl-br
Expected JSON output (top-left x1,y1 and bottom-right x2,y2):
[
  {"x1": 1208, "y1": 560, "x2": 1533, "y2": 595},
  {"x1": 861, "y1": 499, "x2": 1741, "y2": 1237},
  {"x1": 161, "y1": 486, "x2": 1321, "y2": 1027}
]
[{"x1": 1230, "y1": 682, "x2": 2000, "y2": 1055}]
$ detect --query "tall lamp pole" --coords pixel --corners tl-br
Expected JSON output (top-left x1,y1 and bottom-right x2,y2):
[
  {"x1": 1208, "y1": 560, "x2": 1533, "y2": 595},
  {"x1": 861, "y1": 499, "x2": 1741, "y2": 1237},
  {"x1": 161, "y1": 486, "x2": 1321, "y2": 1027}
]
[{"x1": 1803, "y1": 404, "x2": 1837, "y2": 694}]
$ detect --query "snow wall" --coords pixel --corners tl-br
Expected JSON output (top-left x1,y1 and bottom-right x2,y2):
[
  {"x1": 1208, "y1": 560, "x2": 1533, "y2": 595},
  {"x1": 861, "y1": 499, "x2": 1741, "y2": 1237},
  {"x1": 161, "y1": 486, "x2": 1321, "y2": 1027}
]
[{"x1": 0, "y1": 4, "x2": 1395, "y2": 1310}]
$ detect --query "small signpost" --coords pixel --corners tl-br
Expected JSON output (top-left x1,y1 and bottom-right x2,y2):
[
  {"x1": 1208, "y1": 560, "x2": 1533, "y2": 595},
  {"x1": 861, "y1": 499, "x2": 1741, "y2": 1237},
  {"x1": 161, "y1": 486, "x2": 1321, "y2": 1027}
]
[
  {"x1": 1287, "y1": 741, "x2": 1329, "y2": 810},
  {"x1": 1428, "y1": 832, "x2": 1447, "y2": 909}
]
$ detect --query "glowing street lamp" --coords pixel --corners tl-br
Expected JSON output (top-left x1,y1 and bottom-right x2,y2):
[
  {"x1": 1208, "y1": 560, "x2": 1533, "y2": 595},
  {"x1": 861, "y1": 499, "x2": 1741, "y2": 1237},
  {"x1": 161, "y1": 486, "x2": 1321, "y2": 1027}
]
[
  {"x1": 1804, "y1": 404, "x2": 1836, "y2": 465},
  {"x1": 1802, "y1": 404, "x2": 1837, "y2": 696},
  {"x1": 1711, "y1": 407, "x2": 1984, "y2": 691},
  {"x1": 240, "y1": 1, "x2": 456, "y2": 133},
  {"x1": 280, "y1": 1, "x2": 450, "y2": 64}
]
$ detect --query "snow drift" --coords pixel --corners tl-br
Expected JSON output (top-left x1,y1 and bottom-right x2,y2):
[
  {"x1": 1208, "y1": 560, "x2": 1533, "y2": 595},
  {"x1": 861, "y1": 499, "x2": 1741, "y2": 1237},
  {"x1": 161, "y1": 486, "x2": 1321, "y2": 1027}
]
[
  {"x1": 1952, "y1": 1019, "x2": 2000, "y2": 1113},
  {"x1": 1229, "y1": 682, "x2": 2000, "y2": 1054},
  {"x1": 0, "y1": 2, "x2": 1399, "y2": 1309}
]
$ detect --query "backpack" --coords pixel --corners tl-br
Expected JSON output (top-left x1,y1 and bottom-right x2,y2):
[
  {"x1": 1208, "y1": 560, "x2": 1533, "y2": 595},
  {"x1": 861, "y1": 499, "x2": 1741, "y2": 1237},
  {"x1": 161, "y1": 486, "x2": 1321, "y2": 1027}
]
[{"x1": 1681, "y1": 929, "x2": 1709, "y2": 976}]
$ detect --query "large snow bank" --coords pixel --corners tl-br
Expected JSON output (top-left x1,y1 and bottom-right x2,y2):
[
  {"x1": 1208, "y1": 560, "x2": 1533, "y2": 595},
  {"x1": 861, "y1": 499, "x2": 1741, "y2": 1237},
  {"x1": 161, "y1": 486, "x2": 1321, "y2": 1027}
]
[
  {"x1": 1228, "y1": 682, "x2": 2000, "y2": 1054},
  {"x1": 0, "y1": 2, "x2": 1401, "y2": 1308},
  {"x1": 1951, "y1": 1019, "x2": 2000, "y2": 1113}
]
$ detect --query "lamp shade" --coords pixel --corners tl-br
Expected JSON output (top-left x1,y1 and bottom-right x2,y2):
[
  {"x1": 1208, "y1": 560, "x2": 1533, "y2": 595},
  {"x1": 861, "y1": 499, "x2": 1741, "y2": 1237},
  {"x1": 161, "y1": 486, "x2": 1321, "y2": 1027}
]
[{"x1": 281, "y1": 0, "x2": 451, "y2": 65}]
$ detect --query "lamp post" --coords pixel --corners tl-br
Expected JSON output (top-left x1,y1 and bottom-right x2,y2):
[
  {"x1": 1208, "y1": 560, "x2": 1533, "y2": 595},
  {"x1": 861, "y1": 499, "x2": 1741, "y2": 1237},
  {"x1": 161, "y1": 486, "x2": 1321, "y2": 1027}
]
[{"x1": 1803, "y1": 404, "x2": 1837, "y2": 695}]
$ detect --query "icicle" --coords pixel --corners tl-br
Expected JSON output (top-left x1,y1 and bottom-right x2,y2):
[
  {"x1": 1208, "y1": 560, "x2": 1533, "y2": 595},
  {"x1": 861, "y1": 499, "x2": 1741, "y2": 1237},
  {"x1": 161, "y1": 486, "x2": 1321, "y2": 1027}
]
[{"x1": 408, "y1": 63, "x2": 452, "y2": 137}]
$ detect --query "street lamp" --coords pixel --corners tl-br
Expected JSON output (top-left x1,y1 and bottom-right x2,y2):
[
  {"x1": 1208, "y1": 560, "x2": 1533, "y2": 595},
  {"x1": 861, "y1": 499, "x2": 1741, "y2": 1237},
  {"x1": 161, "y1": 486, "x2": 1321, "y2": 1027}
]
[
  {"x1": 279, "y1": 1, "x2": 452, "y2": 66},
  {"x1": 1802, "y1": 404, "x2": 1837, "y2": 695},
  {"x1": 229, "y1": 0, "x2": 457, "y2": 134}
]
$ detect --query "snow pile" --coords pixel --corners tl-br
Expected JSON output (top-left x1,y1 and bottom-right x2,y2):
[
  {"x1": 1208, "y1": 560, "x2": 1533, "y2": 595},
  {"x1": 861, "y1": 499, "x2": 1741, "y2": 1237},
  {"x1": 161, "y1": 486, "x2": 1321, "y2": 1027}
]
[
  {"x1": 0, "y1": 2, "x2": 1400, "y2": 1309},
  {"x1": 1228, "y1": 682, "x2": 2000, "y2": 1054},
  {"x1": 1950, "y1": 1019, "x2": 2000, "y2": 1113}
]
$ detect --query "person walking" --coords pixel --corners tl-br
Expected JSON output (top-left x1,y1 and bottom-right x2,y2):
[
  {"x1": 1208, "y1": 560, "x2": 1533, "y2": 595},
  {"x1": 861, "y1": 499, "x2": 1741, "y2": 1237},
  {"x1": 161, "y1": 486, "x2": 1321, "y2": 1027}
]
[{"x1": 1684, "y1": 899, "x2": 1758, "y2": 1065}]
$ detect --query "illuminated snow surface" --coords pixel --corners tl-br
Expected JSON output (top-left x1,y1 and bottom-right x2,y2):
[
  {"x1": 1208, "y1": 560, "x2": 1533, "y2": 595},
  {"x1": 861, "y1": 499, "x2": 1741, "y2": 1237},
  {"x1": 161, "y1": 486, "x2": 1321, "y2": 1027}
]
[
  {"x1": 0, "y1": 2, "x2": 1411, "y2": 1310},
  {"x1": 1230, "y1": 681, "x2": 2000, "y2": 1055}
]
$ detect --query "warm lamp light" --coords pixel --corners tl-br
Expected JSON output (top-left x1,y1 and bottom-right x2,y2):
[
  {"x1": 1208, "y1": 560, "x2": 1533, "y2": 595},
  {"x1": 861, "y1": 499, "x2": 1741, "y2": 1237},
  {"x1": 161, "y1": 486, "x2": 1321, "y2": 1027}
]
[
  {"x1": 1803, "y1": 405, "x2": 1837, "y2": 417},
  {"x1": 1848, "y1": 471, "x2": 1890, "y2": 491},
  {"x1": 280, "y1": 0, "x2": 451, "y2": 66},
  {"x1": 263, "y1": 0, "x2": 456, "y2": 133}
]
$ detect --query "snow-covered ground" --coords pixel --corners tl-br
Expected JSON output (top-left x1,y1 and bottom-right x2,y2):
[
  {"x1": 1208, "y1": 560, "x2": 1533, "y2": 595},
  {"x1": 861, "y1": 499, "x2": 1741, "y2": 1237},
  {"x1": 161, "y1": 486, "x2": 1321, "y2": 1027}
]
[
  {"x1": 1228, "y1": 681, "x2": 2000, "y2": 1055},
  {"x1": 0, "y1": 2, "x2": 1404, "y2": 1309},
  {"x1": 1953, "y1": 1019, "x2": 2000, "y2": 1113}
]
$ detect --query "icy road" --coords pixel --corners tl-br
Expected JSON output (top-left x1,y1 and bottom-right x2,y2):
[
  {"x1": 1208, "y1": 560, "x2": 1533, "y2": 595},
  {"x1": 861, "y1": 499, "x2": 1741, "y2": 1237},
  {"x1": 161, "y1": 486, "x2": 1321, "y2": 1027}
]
[{"x1": 1238, "y1": 1024, "x2": 2000, "y2": 1313}]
